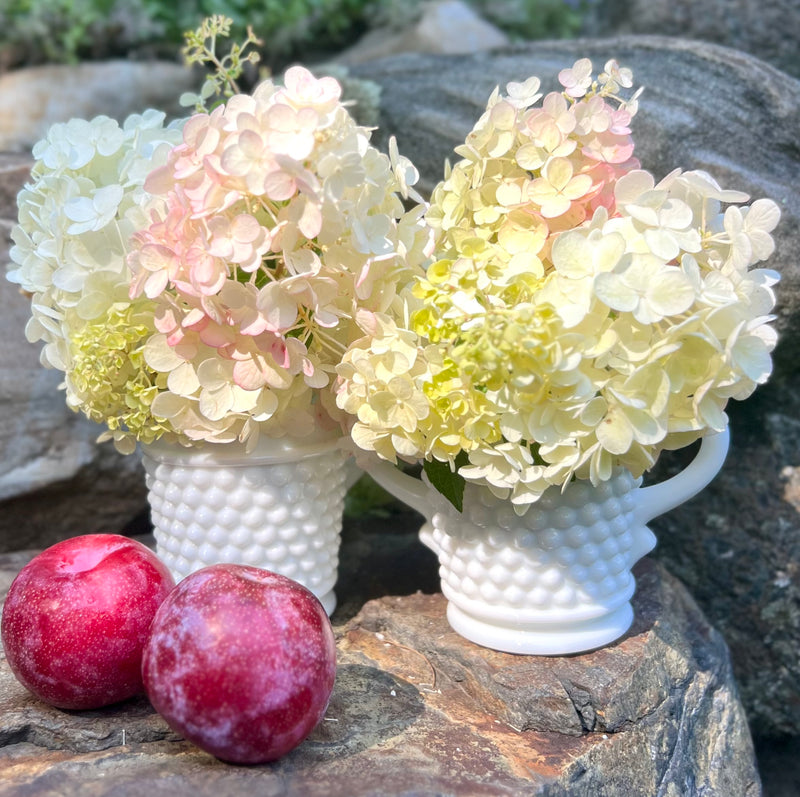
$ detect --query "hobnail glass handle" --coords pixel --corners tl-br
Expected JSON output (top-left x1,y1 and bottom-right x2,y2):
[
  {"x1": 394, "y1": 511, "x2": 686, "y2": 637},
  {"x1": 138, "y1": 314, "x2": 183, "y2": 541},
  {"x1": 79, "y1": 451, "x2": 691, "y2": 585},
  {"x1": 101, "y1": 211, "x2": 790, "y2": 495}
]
[
  {"x1": 635, "y1": 428, "x2": 730, "y2": 524},
  {"x1": 367, "y1": 428, "x2": 730, "y2": 527},
  {"x1": 366, "y1": 458, "x2": 433, "y2": 519}
]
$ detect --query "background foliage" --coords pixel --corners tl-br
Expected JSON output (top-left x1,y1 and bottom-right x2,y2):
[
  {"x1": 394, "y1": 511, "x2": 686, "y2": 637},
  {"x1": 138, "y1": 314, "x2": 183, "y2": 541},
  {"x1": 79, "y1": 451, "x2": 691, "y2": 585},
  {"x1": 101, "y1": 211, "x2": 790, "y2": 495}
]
[{"x1": 0, "y1": 0, "x2": 595, "y2": 73}]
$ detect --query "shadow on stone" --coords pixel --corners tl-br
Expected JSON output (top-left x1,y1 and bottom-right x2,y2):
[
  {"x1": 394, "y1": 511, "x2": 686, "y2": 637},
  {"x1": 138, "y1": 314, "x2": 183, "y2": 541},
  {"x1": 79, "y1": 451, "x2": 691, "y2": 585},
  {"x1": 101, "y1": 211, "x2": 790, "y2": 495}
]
[
  {"x1": 334, "y1": 505, "x2": 439, "y2": 623},
  {"x1": 301, "y1": 664, "x2": 426, "y2": 760}
]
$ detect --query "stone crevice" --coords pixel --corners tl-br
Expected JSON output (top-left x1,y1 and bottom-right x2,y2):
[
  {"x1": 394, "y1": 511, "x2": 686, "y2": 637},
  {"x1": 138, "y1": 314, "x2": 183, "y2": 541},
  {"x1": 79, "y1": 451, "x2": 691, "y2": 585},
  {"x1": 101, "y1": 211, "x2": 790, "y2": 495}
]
[{"x1": 556, "y1": 679, "x2": 597, "y2": 733}]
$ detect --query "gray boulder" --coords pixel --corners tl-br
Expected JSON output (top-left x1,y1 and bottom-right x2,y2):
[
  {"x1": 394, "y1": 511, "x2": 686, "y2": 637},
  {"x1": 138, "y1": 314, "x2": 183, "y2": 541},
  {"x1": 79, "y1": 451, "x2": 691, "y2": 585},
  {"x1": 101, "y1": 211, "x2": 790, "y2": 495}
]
[
  {"x1": 0, "y1": 60, "x2": 195, "y2": 152},
  {"x1": 582, "y1": 0, "x2": 800, "y2": 79},
  {"x1": 351, "y1": 37, "x2": 800, "y2": 738},
  {"x1": 335, "y1": 0, "x2": 509, "y2": 65}
]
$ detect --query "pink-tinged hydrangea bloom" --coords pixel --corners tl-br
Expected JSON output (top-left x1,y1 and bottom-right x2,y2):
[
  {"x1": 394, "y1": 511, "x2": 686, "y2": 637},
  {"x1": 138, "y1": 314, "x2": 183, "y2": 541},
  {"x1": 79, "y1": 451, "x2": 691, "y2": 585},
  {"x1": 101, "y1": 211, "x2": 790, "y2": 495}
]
[
  {"x1": 128, "y1": 66, "x2": 431, "y2": 449},
  {"x1": 558, "y1": 58, "x2": 594, "y2": 98},
  {"x1": 599, "y1": 59, "x2": 634, "y2": 93},
  {"x1": 528, "y1": 157, "x2": 595, "y2": 218},
  {"x1": 336, "y1": 59, "x2": 781, "y2": 511}
]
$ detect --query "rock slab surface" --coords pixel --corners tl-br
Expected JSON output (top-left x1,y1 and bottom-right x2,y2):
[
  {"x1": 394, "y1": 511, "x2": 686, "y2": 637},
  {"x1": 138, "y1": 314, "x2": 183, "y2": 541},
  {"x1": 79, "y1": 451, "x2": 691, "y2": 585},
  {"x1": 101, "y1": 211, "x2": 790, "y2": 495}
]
[{"x1": 0, "y1": 552, "x2": 760, "y2": 796}]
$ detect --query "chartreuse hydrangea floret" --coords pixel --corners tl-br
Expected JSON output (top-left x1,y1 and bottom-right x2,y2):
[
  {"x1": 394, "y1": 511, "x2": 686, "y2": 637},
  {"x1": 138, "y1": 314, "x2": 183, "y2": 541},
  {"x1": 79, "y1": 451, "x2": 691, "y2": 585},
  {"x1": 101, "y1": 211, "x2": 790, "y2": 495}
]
[{"x1": 68, "y1": 302, "x2": 176, "y2": 453}]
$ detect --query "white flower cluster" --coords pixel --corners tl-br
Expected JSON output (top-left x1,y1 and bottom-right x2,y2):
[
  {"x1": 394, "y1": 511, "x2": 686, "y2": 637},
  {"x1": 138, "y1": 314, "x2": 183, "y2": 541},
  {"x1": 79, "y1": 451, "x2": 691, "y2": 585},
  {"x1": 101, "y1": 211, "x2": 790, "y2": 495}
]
[
  {"x1": 8, "y1": 112, "x2": 183, "y2": 450},
  {"x1": 335, "y1": 63, "x2": 781, "y2": 510},
  {"x1": 6, "y1": 57, "x2": 782, "y2": 488},
  {"x1": 9, "y1": 111, "x2": 181, "y2": 370},
  {"x1": 539, "y1": 168, "x2": 779, "y2": 481}
]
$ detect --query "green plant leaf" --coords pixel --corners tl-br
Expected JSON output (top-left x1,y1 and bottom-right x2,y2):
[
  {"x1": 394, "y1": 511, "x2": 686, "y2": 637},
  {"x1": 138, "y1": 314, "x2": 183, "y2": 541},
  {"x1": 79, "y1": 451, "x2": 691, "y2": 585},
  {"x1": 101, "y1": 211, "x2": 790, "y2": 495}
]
[{"x1": 423, "y1": 454, "x2": 467, "y2": 513}]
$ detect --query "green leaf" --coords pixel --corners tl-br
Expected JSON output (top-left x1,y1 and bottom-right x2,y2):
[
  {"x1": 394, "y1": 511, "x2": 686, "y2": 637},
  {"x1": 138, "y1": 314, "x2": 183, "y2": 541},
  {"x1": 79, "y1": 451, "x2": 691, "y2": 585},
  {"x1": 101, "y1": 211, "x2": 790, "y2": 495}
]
[{"x1": 423, "y1": 454, "x2": 468, "y2": 513}]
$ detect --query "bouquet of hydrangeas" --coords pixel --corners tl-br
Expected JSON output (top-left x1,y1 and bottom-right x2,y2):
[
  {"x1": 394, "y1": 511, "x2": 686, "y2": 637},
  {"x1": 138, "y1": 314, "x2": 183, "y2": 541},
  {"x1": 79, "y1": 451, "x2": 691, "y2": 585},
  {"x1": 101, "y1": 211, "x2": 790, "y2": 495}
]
[
  {"x1": 335, "y1": 59, "x2": 780, "y2": 511},
  {"x1": 8, "y1": 61, "x2": 430, "y2": 454}
]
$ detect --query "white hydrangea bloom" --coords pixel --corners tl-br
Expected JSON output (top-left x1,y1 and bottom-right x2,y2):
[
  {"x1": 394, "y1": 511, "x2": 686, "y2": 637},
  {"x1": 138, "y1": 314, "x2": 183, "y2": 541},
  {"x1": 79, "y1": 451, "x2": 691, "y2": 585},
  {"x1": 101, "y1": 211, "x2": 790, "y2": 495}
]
[
  {"x1": 7, "y1": 111, "x2": 184, "y2": 449},
  {"x1": 8, "y1": 111, "x2": 182, "y2": 367}
]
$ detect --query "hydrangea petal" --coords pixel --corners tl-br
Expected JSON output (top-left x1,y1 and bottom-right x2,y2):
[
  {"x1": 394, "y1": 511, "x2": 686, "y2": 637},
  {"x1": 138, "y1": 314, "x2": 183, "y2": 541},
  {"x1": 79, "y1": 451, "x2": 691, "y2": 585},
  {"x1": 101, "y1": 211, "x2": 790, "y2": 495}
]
[
  {"x1": 647, "y1": 270, "x2": 696, "y2": 317},
  {"x1": 167, "y1": 362, "x2": 200, "y2": 397},
  {"x1": 593, "y1": 272, "x2": 639, "y2": 311},
  {"x1": 596, "y1": 409, "x2": 634, "y2": 454}
]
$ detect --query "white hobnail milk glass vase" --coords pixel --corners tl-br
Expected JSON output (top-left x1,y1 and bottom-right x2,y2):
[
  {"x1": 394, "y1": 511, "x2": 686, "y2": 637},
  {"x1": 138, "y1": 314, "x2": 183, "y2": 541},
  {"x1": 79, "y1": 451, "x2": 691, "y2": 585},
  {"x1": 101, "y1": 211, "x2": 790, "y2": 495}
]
[
  {"x1": 367, "y1": 430, "x2": 730, "y2": 655},
  {"x1": 141, "y1": 432, "x2": 356, "y2": 616}
]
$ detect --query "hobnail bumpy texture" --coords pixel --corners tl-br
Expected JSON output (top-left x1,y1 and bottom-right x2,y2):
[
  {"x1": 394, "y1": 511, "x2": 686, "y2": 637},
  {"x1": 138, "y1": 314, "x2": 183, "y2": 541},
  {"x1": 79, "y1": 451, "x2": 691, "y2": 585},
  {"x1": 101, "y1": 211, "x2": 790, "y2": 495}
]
[
  {"x1": 424, "y1": 470, "x2": 645, "y2": 623},
  {"x1": 143, "y1": 448, "x2": 347, "y2": 600}
]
